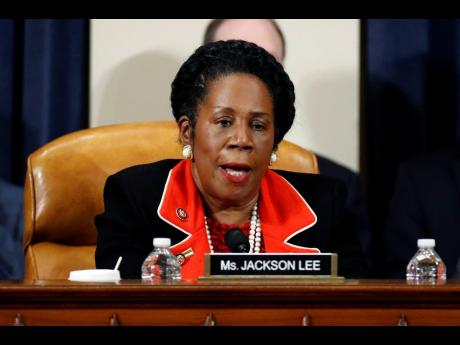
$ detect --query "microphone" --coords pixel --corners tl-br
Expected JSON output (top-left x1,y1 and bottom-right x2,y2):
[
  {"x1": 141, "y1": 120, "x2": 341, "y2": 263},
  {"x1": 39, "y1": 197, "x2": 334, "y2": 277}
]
[{"x1": 225, "y1": 228, "x2": 250, "y2": 253}]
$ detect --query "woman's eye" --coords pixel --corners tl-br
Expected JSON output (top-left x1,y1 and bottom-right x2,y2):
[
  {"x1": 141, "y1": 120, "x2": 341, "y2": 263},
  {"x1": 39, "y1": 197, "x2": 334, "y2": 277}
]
[
  {"x1": 218, "y1": 119, "x2": 232, "y2": 127},
  {"x1": 252, "y1": 122, "x2": 265, "y2": 131}
]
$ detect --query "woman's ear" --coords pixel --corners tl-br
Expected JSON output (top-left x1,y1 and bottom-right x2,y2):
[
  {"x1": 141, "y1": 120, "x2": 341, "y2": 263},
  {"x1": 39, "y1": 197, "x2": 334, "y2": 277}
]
[{"x1": 178, "y1": 115, "x2": 192, "y2": 145}]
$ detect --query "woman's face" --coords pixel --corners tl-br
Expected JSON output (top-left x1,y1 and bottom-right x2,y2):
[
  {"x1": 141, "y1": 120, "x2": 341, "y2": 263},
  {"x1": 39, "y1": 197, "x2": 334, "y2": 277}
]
[{"x1": 189, "y1": 73, "x2": 275, "y2": 207}]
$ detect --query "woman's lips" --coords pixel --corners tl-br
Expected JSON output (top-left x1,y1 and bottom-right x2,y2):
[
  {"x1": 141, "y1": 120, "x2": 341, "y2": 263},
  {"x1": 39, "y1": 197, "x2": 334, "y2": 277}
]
[{"x1": 218, "y1": 165, "x2": 251, "y2": 184}]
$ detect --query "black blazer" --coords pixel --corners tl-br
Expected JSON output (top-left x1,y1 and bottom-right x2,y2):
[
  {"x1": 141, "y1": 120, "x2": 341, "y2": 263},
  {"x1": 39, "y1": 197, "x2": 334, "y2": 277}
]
[
  {"x1": 95, "y1": 159, "x2": 369, "y2": 279},
  {"x1": 384, "y1": 145, "x2": 460, "y2": 279},
  {"x1": 316, "y1": 154, "x2": 372, "y2": 272}
]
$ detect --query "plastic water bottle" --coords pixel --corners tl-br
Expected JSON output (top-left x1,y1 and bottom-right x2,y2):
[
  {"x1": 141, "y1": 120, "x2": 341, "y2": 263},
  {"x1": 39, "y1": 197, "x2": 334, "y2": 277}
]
[
  {"x1": 141, "y1": 238, "x2": 181, "y2": 282},
  {"x1": 452, "y1": 256, "x2": 460, "y2": 280},
  {"x1": 406, "y1": 239, "x2": 446, "y2": 284}
]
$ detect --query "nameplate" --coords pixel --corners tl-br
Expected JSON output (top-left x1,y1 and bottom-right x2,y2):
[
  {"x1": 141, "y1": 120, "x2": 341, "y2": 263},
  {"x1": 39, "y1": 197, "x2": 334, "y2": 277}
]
[{"x1": 204, "y1": 253, "x2": 337, "y2": 277}]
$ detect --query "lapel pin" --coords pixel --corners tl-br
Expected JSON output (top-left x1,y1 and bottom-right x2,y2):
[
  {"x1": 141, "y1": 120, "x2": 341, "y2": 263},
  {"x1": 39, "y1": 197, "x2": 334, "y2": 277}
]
[{"x1": 176, "y1": 208, "x2": 188, "y2": 221}]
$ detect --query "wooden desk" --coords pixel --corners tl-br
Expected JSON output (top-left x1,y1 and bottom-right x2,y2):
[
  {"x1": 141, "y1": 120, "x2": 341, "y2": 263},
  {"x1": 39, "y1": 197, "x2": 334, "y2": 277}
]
[{"x1": 0, "y1": 279, "x2": 459, "y2": 326}]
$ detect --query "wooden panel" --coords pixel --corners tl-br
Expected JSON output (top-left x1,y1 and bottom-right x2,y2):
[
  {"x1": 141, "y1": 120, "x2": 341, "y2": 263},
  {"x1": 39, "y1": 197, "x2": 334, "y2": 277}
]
[
  {"x1": 0, "y1": 309, "x2": 207, "y2": 326},
  {"x1": 1, "y1": 308, "x2": 460, "y2": 326},
  {"x1": 1, "y1": 280, "x2": 460, "y2": 326},
  {"x1": 302, "y1": 309, "x2": 460, "y2": 326}
]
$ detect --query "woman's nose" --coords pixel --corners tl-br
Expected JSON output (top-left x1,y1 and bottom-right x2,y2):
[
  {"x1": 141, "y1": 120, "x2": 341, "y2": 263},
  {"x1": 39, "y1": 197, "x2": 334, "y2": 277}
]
[{"x1": 228, "y1": 123, "x2": 253, "y2": 150}]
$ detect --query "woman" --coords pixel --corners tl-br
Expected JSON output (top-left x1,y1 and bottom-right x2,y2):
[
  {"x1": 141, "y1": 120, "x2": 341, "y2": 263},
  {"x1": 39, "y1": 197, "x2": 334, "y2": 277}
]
[{"x1": 95, "y1": 40, "x2": 369, "y2": 280}]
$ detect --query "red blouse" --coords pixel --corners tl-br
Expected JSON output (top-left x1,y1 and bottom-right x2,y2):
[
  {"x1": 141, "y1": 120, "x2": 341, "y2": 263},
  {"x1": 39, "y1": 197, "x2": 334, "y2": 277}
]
[{"x1": 205, "y1": 218, "x2": 266, "y2": 253}]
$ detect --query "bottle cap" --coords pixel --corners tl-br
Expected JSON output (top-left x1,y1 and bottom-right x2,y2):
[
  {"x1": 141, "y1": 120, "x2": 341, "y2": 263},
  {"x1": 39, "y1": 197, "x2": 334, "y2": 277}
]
[
  {"x1": 153, "y1": 237, "x2": 171, "y2": 248},
  {"x1": 417, "y1": 239, "x2": 435, "y2": 248}
]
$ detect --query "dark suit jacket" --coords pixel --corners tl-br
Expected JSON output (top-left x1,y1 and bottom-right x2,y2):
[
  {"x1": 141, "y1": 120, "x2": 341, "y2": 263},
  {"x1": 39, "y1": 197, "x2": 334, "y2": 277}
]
[
  {"x1": 384, "y1": 146, "x2": 460, "y2": 279},
  {"x1": 95, "y1": 159, "x2": 369, "y2": 280},
  {"x1": 316, "y1": 154, "x2": 372, "y2": 272},
  {"x1": 0, "y1": 179, "x2": 24, "y2": 280}
]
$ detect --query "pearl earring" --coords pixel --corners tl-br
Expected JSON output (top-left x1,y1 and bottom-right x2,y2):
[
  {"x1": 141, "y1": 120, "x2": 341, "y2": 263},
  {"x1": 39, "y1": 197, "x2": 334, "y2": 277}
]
[
  {"x1": 270, "y1": 152, "x2": 277, "y2": 165},
  {"x1": 182, "y1": 145, "x2": 193, "y2": 160}
]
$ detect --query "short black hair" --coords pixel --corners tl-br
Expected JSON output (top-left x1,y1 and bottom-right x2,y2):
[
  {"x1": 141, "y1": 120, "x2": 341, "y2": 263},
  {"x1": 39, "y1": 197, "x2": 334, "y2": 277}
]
[
  {"x1": 170, "y1": 40, "x2": 295, "y2": 148},
  {"x1": 203, "y1": 19, "x2": 286, "y2": 61}
]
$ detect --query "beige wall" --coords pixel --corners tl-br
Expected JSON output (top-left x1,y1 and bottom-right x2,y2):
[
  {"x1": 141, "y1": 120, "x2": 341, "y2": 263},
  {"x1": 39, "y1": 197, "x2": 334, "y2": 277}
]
[{"x1": 90, "y1": 19, "x2": 359, "y2": 171}]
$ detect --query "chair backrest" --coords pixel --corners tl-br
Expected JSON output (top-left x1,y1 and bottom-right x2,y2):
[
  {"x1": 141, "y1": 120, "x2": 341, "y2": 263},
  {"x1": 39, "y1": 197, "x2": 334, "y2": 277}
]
[{"x1": 23, "y1": 120, "x2": 318, "y2": 280}]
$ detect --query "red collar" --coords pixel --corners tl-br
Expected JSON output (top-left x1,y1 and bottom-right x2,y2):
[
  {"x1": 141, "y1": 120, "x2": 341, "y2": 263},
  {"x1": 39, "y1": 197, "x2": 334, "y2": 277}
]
[{"x1": 157, "y1": 160, "x2": 319, "y2": 280}]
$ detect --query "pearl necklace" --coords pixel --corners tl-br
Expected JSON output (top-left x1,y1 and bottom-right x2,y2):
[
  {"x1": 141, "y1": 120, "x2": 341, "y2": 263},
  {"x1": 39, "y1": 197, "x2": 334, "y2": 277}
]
[{"x1": 204, "y1": 202, "x2": 261, "y2": 253}]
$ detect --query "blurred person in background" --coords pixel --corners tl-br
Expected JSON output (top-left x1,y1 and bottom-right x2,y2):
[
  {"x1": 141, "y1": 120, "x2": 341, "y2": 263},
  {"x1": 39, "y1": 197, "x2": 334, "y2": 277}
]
[
  {"x1": 0, "y1": 179, "x2": 24, "y2": 280},
  {"x1": 384, "y1": 144, "x2": 460, "y2": 279}
]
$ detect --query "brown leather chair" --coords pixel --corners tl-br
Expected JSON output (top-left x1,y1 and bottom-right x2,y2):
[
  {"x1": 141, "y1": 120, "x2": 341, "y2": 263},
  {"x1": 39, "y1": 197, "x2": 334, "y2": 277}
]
[{"x1": 23, "y1": 120, "x2": 318, "y2": 280}]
